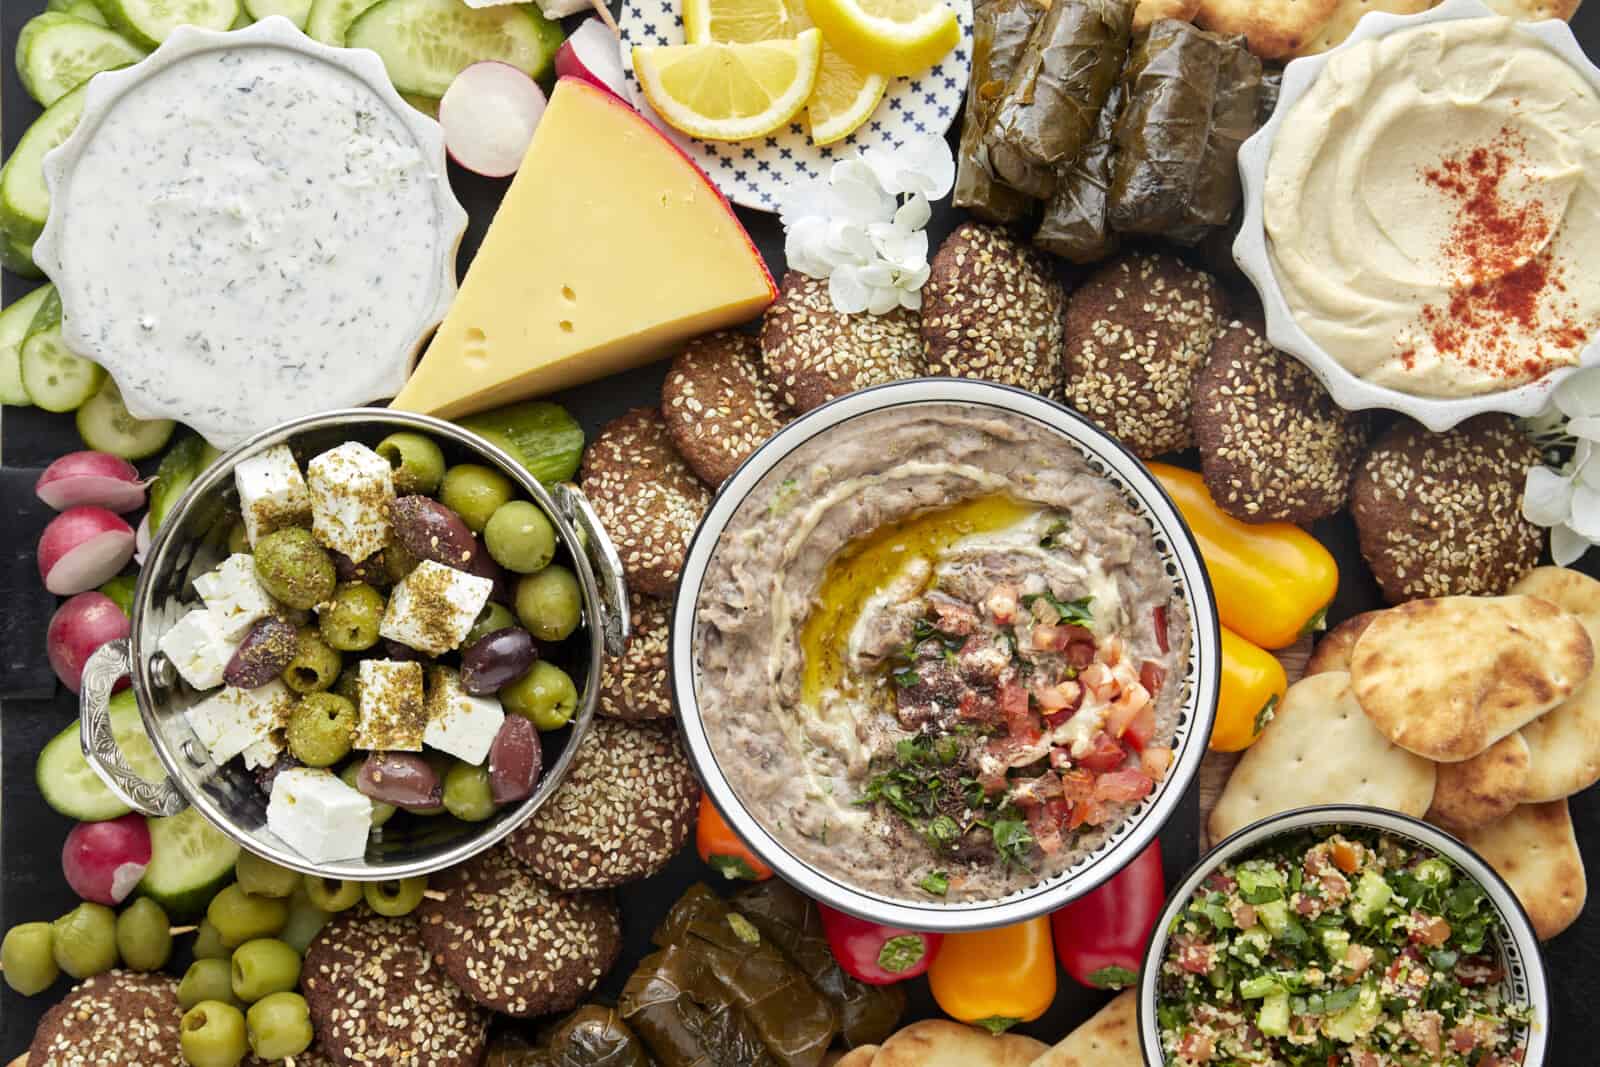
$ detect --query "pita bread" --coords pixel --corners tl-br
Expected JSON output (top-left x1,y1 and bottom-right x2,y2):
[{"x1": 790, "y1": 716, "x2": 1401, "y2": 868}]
[
  {"x1": 1458, "y1": 800, "x2": 1587, "y2": 941},
  {"x1": 1305, "y1": 611, "x2": 1384, "y2": 676},
  {"x1": 1029, "y1": 990, "x2": 1140, "y2": 1066},
  {"x1": 1509, "y1": 567, "x2": 1600, "y2": 800},
  {"x1": 1195, "y1": 0, "x2": 1340, "y2": 57},
  {"x1": 1425, "y1": 731, "x2": 1530, "y2": 833},
  {"x1": 1133, "y1": 0, "x2": 1202, "y2": 30},
  {"x1": 1349, "y1": 595, "x2": 1593, "y2": 763},
  {"x1": 1480, "y1": 0, "x2": 1580, "y2": 18},
  {"x1": 1287, "y1": 0, "x2": 1434, "y2": 56},
  {"x1": 830, "y1": 1047, "x2": 879, "y2": 1067},
  {"x1": 1210, "y1": 672, "x2": 1436, "y2": 844},
  {"x1": 873, "y1": 1021, "x2": 1047, "y2": 1067}
]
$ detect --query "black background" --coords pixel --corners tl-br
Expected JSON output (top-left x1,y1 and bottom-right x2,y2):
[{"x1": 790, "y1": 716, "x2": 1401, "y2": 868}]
[{"x1": 2, "y1": 1, "x2": 1598, "y2": 1060}]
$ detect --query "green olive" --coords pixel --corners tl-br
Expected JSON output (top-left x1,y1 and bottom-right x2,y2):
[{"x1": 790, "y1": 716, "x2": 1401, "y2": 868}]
[
  {"x1": 2, "y1": 922, "x2": 59, "y2": 995},
  {"x1": 501, "y1": 660, "x2": 578, "y2": 731},
  {"x1": 115, "y1": 897, "x2": 172, "y2": 972},
  {"x1": 439, "y1": 464, "x2": 514, "y2": 533},
  {"x1": 383, "y1": 539, "x2": 420, "y2": 585},
  {"x1": 226, "y1": 521, "x2": 250, "y2": 556},
  {"x1": 319, "y1": 582, "x2": 385, "y2": 652},
  {"x1": 51, "y1": 903, "x2": 118, "y2": 980},
  {"x1": 514, "y1": 565, "x2": 582, "y2": 642},
  {"x1": 277, "y1": 888, "x2": 333, "y2": 955},
  {"x1": 181, "y1": 1000, "x2": 249, "y2": 1067},
  {"x1": 331, "y1": 665, "x2": 363, "y2": 703},
  {"x1": 282, "y1": 627, "x2": 342, "y2": 694},
  {"x1": 253, "y1": 528, "x2": 336, "y2": 611},
  {"x1": 286, "y1": 692, "x2": 357, "y2": 767},
  {"x1": 442, "y1": 762, "x2": 496, "y2": 822},
  {"x1": 230, "y1": 938, "x2": 301, "y2": 1003},
  {"x1": 303, "y1": 876, "x2": 362, "y2": 913},
  {"x1": 206, "y1": 885, "x2": 288, "y2": 949},
  {"x1": 179, "y1": 958, "x2": 240, "y2": 1011},
  {"x1": 234, "y1": 853, "x2": 301, "y2": 899},
  {"x1": 246, "y1": 991, "x2": 314, "y2": 1061},
  {"x1": 362, "y1": 877, "x2": 428, "y2": 918},
  {"x1": 340, "y1": 762, "x2": 395, "y2": 828},
  {"x1": 376, "y1": 432, "x2": 446, "y2": 495},
  {"x1": 464, "y1": 601, "x2": 519, "y2": 649},
  {"x1": 484, "y1": 501, "x2": 557, "y2": 574},
  {"x1": 192, "y1": 919, "x2": 229, "y2": 961}
]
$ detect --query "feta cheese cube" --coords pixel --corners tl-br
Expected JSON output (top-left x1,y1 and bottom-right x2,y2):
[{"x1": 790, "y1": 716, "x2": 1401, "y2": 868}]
[
  {"x1": 159, "y1": 609, "x2": 240, "y2": 690},
  {"x1": 306, "y1": 442, "x2": 394, "y2": 563},
  {"x1": 194, "y1": 554, "x2": 278, "y2": 639},
  {"x1": 241, "y1": 738, "x2": 282, "y2": 771},
  {"x1": 380, "y1": 560, "x2": 494, "y2": 656},
  {"x1": 187, "y1": 680, "x2": 293, "y2": 765},
  {"x1": 355, "y1": 659, "x2": 427, "y2": 750},
  {"x1": 267, "y1": 767, "x2": 373, "y2": 864},
  {"x1": 423, "y1": 666, "x2": 505, "y2": 765},
  {"x1": 235, "y1": 444, "x2": 312, "y2": 546}
]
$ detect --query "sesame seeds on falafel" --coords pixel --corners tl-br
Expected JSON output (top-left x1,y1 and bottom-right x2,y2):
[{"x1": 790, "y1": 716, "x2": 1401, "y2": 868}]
[
  {"x1": 599, "y1": 589, "x2": 673, "y2": 722},
  {"x1": 760, "y1": 272, "x2": 927, "y2": 413},
  {"x1": 663, "y1": 330, "x2": 791, "y2": 485}
]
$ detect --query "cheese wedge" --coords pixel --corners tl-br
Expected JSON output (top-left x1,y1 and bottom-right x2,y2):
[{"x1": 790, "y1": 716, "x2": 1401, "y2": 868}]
[{"x1": 393, "y1": 79, "x2": 776, "y2": 419}]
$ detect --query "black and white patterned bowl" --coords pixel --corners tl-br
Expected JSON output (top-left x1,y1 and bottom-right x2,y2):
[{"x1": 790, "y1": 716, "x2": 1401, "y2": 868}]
[{"x1": 671, "y1": 379, "x2": 1221, "y2": 932}]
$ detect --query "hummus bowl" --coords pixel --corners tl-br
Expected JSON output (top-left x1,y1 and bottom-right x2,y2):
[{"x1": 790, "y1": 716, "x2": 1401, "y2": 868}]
[
  {"x1": 673, "y1": 380, "x2": 1220, "y2": 930},
  {"x1": 1233, "y1": 0, "x2": 1600, "y2": 432}
]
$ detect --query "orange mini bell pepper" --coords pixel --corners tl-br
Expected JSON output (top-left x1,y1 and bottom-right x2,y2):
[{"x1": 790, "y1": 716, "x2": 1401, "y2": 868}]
[
  {"x1": 696, "y1": 796, "x2": 773, "y2": 881},
  {"x1": 1147, "y1": 463, "x2": 1339, "y2": 650},
  {"x1": 927, "y1": 916, "x2": 1056, "y2": 1034},
  {"x1": 1209, "y1": 626, "x2": 1289, "y2": 752}
]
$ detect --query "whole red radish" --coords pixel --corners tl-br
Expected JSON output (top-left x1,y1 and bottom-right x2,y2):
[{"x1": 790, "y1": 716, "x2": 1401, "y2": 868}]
[
  {"x1": 38, "y1": 507, "x2": 136, "y2": 595},
  {"x1": 555, "y1": 22, "x2": 631, "y2": 101},
  {"x1": 62, "y1": 814, "x2": 151, "y2": 905},
  {"x1": 47, "y1": 592, "x2": 131, "y2": 694},
  {"x1": 35, "y1": 452, "x2": 146, "y2": 513}
]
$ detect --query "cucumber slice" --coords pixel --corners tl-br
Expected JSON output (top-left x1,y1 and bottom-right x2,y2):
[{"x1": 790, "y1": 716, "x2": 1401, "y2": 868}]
[
  {"x1": 0, "y1": 82, "x2": 87, "y2": 246},
  {"x1": 458, "y1": 400, "x2": 585, "y2": 485},
  {"x1": 304, "y1": 0, "x2": 377, "y2": 44},
  {"x1": 230, "y1": 8, "x2": 253, "y2": 26},
  {"x1": 243, "y1": 0, "x2": 312, "y2": 29},
  {"x1": 16, "y1": 13, "x2": 147, "y2": 107},
  {"x1": 48, "y1": 0, "x2": 73, "y2": 11},
  {"x1": 0, "y1": 284, "x2": 51, "y2": 406},
  {"x1": 77, "y1": 376, "x2": 176, "y2": 459},
  {"x1": 401, "y1": 91, "x2": 440, "y2": 119},
  {"x1": 93, "y1": 0, "x2": 241, "y2": 50},
  {"x1": 66, "y1": 0, "x2": 111, "y2": 25},
  {"x1": 138, "y1": 806, "x2": 240, "y2": 919},
  {"x1": 21, "y1": 287, "x2": 105, "y2": 412},
  {"x1": 0, "y1": 226, "x2": 42, "y2": 278},
  {"x1": 149, "y1": 433, "x2": 215, "y2": 531},
  {"x1": 36, "y1": 690, "x2": 161, "y2": 822},
  {"x1": 346, "y1": 0, "x2": 563, "y2": 99}
]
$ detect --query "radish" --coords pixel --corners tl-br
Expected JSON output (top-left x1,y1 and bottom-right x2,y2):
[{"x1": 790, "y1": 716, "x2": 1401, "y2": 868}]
[
  {"x1": 38, "y1": 507, "x2": 137, "y2": 595},
  {"x1": 47, "y1": 592, "x2": 131, "y2": 694},
  {"x1": 439, "y1": 62, "x2": 548, "y2": 178},
  {"x1": 36, "y1": 452, "x2": 147, "y2": 513},
  {"x1": 556, "y1": 21, "x2": 630, "y2": 101},
  {"x1": 62, "y1": 815, "x2": 151, "y2": 905},
  {"x1": 134, "y1": 513, "x2": 152, "y2": 567}
]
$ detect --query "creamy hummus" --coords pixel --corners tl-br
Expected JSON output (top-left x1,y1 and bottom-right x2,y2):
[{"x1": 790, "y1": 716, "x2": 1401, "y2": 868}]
[
  {"x1": 693, "y1": 404, "x2": 1191, "y2": 903},
  {"x1": 1264, "y1": 17, "x2": 1600, "y2": 398}
]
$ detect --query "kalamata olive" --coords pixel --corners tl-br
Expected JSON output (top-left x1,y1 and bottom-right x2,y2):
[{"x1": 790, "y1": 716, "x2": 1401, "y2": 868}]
[
  {"x1": 460, "y1": 628, "x2": 537, "y2": 695},
  {"x1": 252, "y1": 754, "x2": 303, "y2": 795},
  {"x1": 487, "y1": 716, "x2": 541, "y2": 804},
  {"x1": 381, "y1": 639, "x2": 427, "y2": 662},
  {"x1": 463, "y1": 538, "x2": 514, "y2": 604},
  {"x1": 355, "y1": 753, "x2": 442, "y2": 811},
  {"x1": 225, "y1": 616, "x2": 300, "y2": 689},
  {"x1": 389, "y1": 496, "x2": 479, "y2": 571},
  {"x1": 330, "y1": 549, "x2": 389, "y2": 588}
]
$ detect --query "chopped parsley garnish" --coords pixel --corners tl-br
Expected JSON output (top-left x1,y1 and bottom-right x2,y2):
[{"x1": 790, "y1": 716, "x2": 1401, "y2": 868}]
[
  {"x1": 1038, "y1": 515, "x2": 1070, "y2": 548},
  {"x1": 1020, "y1": 591, "x2": 1094, "y2": 628},
  {"x1": 892, "y1": 667, "x2": 921, "y2": 688},
  {"x1": 989, "y1": 817, "x2": 1035, "y2": 871},
  {"x1": 920, "y1": 871, "x2": 950, "y2": 896}
]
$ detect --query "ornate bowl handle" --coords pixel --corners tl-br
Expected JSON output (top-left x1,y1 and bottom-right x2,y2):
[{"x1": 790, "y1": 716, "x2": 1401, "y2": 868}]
[
  {"x1": 79, "y1": 639, "x2": 187, "y2": 817},
  {"x1": 552, "y1": 484, "x2": 631, "y2": 657}
]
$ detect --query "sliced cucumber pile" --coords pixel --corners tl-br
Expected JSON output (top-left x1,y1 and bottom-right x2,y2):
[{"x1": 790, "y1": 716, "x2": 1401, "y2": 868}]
[
  {"x1": 20, "y1": 286, "x2": 105, "y2": 412},
  {"x1": 138, "y1": 806, "x2": 240, "y2": 919},
  {"x1": 346, "y1": 0, "x2": 563, "y2": 98},
  {"x1": 36, "y1": 690, "x2": 161, "y2": 822},
  {"x1": 459, "y1": 400, "x2": 586, "y2": 485},
  {"x1": 16, "y1": 12, "x2": 147, "y2": 107},
  {"x1": 243, "y1": 0, "x2": 313, "y2": 29},
  {"x1": 77, "y1": 376, "x2": 176, "y2": 459},
  {"x1": 95, "y1": 0, "x2": 241, "y2": 50},
  {"x1": 0, "y1": 284, "x2": 52, "y2": 407},
  {"x1": 0, "y1": 80, "x2": 87, "y2": 246},
  {"x1": 304, "y1": 0, "x2": 378, "y2": 44},
  {"x1": 148, "y1": 433, "x2": 222, "y2": 531},
  {"x1": 66, "y1": 0, "x2": 111, "y2": 25}
]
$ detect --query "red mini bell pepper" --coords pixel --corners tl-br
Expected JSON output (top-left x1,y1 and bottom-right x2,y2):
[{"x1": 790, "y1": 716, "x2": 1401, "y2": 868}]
[
  {"x1": 1050, "y1": 837, "x2": 1165, "y2": 990},
  {"x1": 817, "y1": 902, "x2": 943, "y2": 985}
]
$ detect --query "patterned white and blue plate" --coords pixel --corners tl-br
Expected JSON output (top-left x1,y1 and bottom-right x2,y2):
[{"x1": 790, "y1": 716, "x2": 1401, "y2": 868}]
[{"x1": 618, "y1": 0, "x2": 973, "y2": 213}]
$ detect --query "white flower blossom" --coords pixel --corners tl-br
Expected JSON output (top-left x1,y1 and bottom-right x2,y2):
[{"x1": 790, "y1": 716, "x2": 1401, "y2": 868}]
[{"x1": 1520, "y1": 367, "x2": 1600, "y2": 565}]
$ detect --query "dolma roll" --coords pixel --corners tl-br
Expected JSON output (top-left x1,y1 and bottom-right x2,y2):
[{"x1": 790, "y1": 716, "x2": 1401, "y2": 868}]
[
  {"x1": 1034, "y1": 83, "x2": 1124, "y2": 263},
  {"x1": 620, "y1": 946, "x2": 779, "y2": 1067},
  {"x1": 1170, "y1": 36, "x2": 1261, "y2": 243},
  {"x1": 953, "y1": 0, "x2": 1048, "y2": 223}
]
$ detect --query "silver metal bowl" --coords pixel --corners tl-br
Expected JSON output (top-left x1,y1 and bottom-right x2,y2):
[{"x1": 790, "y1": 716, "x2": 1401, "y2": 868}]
[
  {"x1": 671, "y1": 379, "x2": 1221, "y2": 932},
  {"x1": 1138, "y1": 806, "x2": 1550, "y2": 1065},
  {"x1": 77, "y1": 408, "x2": 628, "y2": 880}
]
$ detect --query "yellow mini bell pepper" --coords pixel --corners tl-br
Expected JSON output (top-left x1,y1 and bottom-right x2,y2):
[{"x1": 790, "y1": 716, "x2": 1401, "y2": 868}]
[
  {"x1": 927, "y1": 916, "x2": 1056, "y2": 1034},
  {"x1": 1147, "y1": 463, "x2": 1339, "y2": 649},
  {"x1": 1210, "y1": 626, "x2": 1288, "y2": 752}
]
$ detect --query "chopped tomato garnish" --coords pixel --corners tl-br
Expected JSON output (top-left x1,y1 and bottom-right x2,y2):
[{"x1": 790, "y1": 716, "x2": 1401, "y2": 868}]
[
  {"x1": 1093, "y1": 768, "x2": 1154, "y2": 803},
  {"x1": 1027, "y1": 803, "x2": 1063, "y2": 854},
  {"x1": 1078, "y1": 732, "x2": 1127, "y2": 773},
  {"x1": 1123, "y1": 704, "x2": 1158, "y2": 752},
  {"x1": 1330, "y1": 839, "x2": 1360, "y2": 873},
  {"x1": 1067, "y1": 796, "x2": 1108, "y2": 829},
  {"x1": 1409, "y1": 913, "x2": 1453, "y2": 947},
  {"x1": 1139, "y1": 659, "x2": 1167, "y2": 697},
  {"x1": 1152, "y1": 605, "x2": 1170, "y2": 654},
  {"x1": 1140, "y1": 745, "x2": 1174, "y2": 780}
]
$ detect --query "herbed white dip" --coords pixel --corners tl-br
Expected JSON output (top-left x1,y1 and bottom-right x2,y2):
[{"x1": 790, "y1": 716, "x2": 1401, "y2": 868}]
[{"x1": 50, "y1": 45, "x2": 446, "y2": 444}]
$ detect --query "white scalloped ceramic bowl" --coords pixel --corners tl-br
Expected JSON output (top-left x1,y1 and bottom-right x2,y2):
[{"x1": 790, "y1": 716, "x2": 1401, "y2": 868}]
[
  {"x1": 32, "y1": 18, "x2": 467, "y2": 446},
  {"x1": 1233, "y1": 0, "x2": 1600, "y2": 432}
]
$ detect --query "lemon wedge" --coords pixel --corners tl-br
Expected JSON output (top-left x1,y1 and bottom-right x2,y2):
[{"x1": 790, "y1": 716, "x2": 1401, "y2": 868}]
[
  {"x1": 635, "y1": 29, "x2": 823, "y2": 141},
  {"x1": 804, "y1": 0, "x2": 959, "y2": 76},
  {"x1": 683, "y1": 0, "x2": 793, "y2": 43},
  {"x1": 807, "y1": 46, "x2": 887, "y2": 145}
]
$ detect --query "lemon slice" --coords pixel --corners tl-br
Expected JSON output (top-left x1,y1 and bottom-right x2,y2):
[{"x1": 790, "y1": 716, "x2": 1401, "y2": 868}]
[
  {"x1": 807, "y1": 46, "x2": 887, "y2": 146},
  {"x1": 635, "y1": 29, "x2": 823, "y2": 141},
  {"x1": 683, "y1": 0, "x2": 793, "y2": 43},
  {"x1": 805, "y1": 0, "x2": 959, "y2": 77}
]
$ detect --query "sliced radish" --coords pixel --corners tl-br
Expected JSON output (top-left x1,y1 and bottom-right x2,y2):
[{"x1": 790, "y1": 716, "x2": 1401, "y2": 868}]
[
  {"x1": 47, "y1": 592, "x2": 132, "y2": 694},
  {"x1": 440, "y1": 61, "x2": 548, "y2": 178},
  {"x1": 134, "y1": 513, "x2": 152, "y2": 567},
  {"x1": 62, "y1": 815, "x2": 152, "y2": 905},
  {"x1": 556, "y1": 21, "x2": 630, "y2": 101},
  {"x1": 39, "y1": 507, "x2": 137, "y2": 595},
  {"x1": 36, "y1": 452, "x2": 147, "y2": 513}
]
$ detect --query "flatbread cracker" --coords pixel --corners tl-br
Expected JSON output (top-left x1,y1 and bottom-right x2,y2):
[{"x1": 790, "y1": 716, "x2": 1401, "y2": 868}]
[
  {"x1": 1425, "y1": 731, "x2": 1530, "y2": 833},
  {"x1": 1195, "y1": 0, "x2": 1340, "y2": 58},
  {"x1": 1509, "y1": 567, "x2": 1600, "y2": 801},
  {"x1": 1133, "y1": 0, "x2": 1202, "y2": 30},
  {"x1": 1349, "y1": 595, "x2": 1593, "y2": 763},
  {"x1": 1029, "y1": 990, "x2": 1140, "y2": 1066},
  {"x1": 1480, "y1": 0, "x2": 1581, "y2": 18},
  {"x1": 1209, "y1": 672, "x2": 1436, "y2": 844},
  {"x1": 1458, "y1": 800, "x2": 1587, "y2": 941},
  {"x1": 830, "y1": 1048, "x2": 879, "y2": 1067},
  {"x1": 873, "y1": 1021, "x2": 1048, "y2": 1067},
  {"x1": 1288, "y1": 0, "x2": 1433, "y2": 56},
  {"x1": 1305, "y1": 610, "x2": 1384, "y2": 676}
]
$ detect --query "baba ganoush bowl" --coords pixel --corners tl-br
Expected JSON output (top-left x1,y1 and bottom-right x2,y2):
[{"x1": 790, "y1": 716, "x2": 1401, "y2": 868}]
[
  {"x1": 75, "y1": 408, "x2": 628, "y2": 880},
  {"x1": 1233, "y1": 0, "x2": 1600, "y2": 432},
  {"x1": 673, "y1": 379, "x2": 1220, "y2": 932}
]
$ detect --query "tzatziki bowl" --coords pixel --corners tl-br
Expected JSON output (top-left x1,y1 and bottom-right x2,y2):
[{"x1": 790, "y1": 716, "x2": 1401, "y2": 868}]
[
  {"x1": 672, "y1": 379, "x2": 1221, "y2": 932},
  {"x1": 1233, "y1": 0, "x2": 1600, "y2": 432}
]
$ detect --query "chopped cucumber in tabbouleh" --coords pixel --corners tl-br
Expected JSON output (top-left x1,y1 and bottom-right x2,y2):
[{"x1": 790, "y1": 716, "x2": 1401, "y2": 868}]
[{"x1": 1158, "y1": 828, "x2": 1532, "y2": 1066}]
